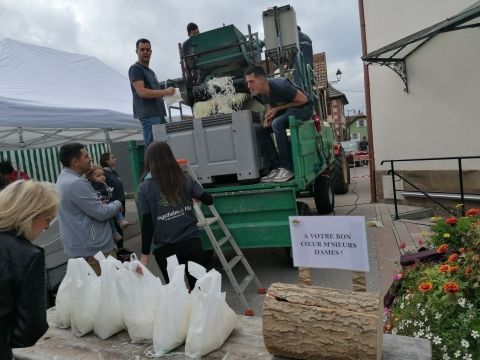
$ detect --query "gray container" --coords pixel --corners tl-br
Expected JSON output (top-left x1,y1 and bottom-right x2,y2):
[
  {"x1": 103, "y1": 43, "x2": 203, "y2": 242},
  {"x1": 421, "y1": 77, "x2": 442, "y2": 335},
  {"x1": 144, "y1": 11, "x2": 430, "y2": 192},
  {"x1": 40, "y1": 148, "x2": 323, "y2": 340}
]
[
  {"x1": 153, "y1": 110, "x2": 264, "y2": 184},
  {"x1": 262, "y1": 5, "x2": 298, "y2": 53}
]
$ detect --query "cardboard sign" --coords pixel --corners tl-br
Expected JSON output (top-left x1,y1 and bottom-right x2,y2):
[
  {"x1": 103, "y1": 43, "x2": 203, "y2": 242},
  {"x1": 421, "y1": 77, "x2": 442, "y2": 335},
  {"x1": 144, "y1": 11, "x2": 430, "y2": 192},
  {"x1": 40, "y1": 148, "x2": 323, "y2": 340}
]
[{"x1": 289, "y1": 216, "x2": 369, "y2": 272}]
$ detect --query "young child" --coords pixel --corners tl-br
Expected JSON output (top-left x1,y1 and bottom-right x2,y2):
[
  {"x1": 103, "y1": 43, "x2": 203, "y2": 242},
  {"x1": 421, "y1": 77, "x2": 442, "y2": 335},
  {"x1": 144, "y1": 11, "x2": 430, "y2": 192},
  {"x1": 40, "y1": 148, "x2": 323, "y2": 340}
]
[{"x1": 85, "y1": 166, "x2": 130, "y2": 242}]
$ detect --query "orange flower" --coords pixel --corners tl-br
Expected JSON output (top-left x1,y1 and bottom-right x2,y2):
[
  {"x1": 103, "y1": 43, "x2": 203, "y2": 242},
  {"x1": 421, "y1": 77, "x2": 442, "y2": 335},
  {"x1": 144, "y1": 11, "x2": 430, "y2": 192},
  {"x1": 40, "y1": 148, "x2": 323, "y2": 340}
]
[
  {"x1": 437, "y1": 244, "x2": 448, "y2": 254},
  {"x1": 465, "y1": 267, "x2": 473, "y2": 276},
  {"x1": 445, "y1": 217, "x2": 457, "y2": 226},
  {"x1": 447, "y1": 265, "x2": 459, "y2": 273},
  {"x1": 448, "y1": 253, "x2": 459, "y2": 262},
  {"x1": 443, "y1": 281, "x2": 460, "y2": 293},
  {"x1": 465, "y1": 208, "x2": 480, "y2": 217},
  {"x1": 460, "y1": 248, "x2": 466, "y2": 254},
  {"x1": 383, "y1": 323, "x2": 392, "y2": 332},
  {"x1": 418, "y1": 282, "x2": 433, "y2": 293},
  {"x1": 439, "y1": 264, "x2": 450, "y2": 273}
]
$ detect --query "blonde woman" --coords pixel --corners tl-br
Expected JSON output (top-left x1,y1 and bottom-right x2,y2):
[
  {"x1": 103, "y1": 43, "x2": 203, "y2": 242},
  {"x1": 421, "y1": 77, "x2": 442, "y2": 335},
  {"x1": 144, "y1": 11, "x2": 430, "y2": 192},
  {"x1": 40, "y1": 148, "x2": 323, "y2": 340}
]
[{"x1": 0, "y1": 180, "x2": 60, "y2": 360}]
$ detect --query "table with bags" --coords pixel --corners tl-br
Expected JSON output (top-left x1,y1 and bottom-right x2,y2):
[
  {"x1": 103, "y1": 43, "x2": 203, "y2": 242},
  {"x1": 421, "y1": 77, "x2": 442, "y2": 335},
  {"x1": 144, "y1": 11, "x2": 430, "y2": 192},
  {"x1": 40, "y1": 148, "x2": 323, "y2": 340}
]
[
  {"x1": 14, "y1": 253, "x2": 278, "y2": 360},
  {"x1": 13, "y1": 308, "x2": 274, "y2": 360},
  {"x1": 14, "y1": 254, "x2": 432, "y2": 360}
]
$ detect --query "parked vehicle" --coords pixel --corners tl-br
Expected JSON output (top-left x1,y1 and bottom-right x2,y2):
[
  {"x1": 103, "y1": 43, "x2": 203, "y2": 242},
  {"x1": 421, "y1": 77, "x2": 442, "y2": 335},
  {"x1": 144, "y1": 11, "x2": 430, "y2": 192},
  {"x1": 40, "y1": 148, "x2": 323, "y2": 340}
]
[{"x1": 340, "y1": 140, "x2": 368, "y2": 167}]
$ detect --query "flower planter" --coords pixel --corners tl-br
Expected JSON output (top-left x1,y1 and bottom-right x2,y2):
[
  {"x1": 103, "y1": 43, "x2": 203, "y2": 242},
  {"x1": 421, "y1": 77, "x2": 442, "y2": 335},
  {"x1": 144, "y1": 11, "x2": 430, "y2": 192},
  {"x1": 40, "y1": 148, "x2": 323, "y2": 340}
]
[{"x1": 399, "y1": 247, "x2": 449, "y2": 267}]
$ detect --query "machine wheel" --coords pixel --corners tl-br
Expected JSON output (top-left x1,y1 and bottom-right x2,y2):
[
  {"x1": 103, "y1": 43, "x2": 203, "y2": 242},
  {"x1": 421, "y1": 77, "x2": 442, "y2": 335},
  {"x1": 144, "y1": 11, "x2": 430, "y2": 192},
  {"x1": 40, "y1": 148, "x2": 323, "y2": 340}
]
[
  {"x1": 313, "y1": 175, "x2": 335, "y2": 214},
  {"x1": 297, "y1": 201, "x2": 312, "y2": 216},
  {"x1": 331, "y1": 153, "x2": 350, "y2": 194}
]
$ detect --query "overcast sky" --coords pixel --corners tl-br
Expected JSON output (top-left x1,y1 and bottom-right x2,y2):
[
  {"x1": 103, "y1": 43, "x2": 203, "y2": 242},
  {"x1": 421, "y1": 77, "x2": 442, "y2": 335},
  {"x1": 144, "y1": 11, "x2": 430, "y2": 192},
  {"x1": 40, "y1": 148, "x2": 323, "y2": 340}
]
[{"x1": 0, "y1": 0, "x2": 366, "y2": 114}]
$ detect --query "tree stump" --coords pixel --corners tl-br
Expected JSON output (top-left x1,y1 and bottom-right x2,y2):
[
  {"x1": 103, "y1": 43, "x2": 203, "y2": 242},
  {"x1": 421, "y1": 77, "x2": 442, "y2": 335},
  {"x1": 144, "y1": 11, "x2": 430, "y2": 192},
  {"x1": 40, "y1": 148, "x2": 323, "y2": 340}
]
[{"x1": 262, "y1": 283, "x2": 382, "y2": 360}]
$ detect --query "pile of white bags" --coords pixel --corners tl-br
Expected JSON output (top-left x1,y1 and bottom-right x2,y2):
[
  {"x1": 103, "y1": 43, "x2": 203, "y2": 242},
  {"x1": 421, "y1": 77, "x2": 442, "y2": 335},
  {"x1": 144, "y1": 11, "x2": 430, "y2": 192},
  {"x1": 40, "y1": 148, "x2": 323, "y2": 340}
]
[
  {"x1": 54, "y1": 258, "x2": 75, "y2": 329},
  {"x1": 93, "y1": 254, "x2": 124, "y2": 339},
  {"x1": 117, "y1": 254, "x2": 163, "y2": 343},
  {"x1": 53, "y1": 253, "x2": 236, "y2": 356},
  {"x1": 70, "y1": 258, "x2": 101, "y2": 337},
  {"x1": 185, "y1": 262, "x2": 236, "y2": 358},
  {"x1": 152, "y1": 255, "x2": 192, "y2": 355}
]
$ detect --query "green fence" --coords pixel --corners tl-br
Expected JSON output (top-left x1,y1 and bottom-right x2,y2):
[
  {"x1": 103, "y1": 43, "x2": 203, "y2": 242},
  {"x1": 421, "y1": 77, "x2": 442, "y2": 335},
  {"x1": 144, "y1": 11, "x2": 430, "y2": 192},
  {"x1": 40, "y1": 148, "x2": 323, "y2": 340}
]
[{"x1": 0, "y1": 143, "x2": 110, "y2": 182}]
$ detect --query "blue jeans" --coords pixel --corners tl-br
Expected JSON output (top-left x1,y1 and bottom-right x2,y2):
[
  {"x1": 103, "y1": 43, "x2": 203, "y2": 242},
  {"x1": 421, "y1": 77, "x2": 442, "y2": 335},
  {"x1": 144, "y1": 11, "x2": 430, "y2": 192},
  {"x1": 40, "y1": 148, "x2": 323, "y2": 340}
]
[
  {"x1": 256, "y1": 106, "x2": 313, "y2": 171},
  {"x1": 140, "y1": 115, "x2": 166, "y2": 150}
]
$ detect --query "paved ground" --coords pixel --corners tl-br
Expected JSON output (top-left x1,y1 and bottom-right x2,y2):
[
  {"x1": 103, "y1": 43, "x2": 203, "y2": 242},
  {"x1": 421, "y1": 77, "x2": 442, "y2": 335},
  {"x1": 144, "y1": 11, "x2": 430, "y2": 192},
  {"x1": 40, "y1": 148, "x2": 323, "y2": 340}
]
[{"x1": 121, "y1": 165, "x2": 432, "y2": 315}]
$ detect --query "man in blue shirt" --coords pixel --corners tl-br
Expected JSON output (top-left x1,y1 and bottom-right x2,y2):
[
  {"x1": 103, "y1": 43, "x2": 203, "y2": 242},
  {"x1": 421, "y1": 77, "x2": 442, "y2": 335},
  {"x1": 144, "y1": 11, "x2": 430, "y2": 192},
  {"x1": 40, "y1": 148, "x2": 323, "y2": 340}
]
[
  {"x1": 245, "y1": 65, "x2": 313, "y2": 183},
  {"x1": 128, "y1": 39, "x2": 175, "y2": 149}
]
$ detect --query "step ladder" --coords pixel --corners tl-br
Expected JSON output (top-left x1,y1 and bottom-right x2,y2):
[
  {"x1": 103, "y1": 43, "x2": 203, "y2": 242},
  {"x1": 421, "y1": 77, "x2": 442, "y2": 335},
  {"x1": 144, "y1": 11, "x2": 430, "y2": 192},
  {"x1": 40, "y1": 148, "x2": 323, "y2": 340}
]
[{"x1": 177, "y1": 159, "x2": 266, "y2": 316}]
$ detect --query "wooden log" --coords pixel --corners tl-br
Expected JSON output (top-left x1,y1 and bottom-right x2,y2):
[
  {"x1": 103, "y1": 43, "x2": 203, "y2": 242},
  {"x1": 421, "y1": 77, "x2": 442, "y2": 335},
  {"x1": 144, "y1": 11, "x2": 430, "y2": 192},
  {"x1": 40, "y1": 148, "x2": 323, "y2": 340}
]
[
  {"x1": 262, "y1": 283, "x2": 382, "y2": 360},
  {"x1": 298, "y1": 267, "x2": 312, "y2": 285}
]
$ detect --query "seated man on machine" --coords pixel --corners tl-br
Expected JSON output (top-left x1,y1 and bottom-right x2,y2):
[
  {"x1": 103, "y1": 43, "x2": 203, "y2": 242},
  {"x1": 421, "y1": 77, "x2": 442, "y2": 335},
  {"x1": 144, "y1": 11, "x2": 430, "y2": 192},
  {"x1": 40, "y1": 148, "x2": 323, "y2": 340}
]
[{"x1": 244, "y1": 65, "x2": 313, "y2": 183}]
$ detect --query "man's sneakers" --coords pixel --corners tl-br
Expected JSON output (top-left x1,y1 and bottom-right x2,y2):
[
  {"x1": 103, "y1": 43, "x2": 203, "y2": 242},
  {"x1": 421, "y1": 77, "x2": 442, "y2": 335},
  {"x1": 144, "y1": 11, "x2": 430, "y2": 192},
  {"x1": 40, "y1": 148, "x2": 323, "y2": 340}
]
[
  {"x1": 260, "y1": 168, "x2": 280, "y2": 182},
  {"x1": 272, "y1": 168, "x2": 294, "y2": 182},
  {"x1": 260, "y1": 168, "x2": 294, "y2": 183}
]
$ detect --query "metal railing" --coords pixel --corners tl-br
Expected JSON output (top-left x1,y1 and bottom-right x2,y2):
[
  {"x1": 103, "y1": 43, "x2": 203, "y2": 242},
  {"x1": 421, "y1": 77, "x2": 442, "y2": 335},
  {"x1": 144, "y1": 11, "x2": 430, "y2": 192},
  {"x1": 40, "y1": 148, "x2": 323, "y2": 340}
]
[{"x1": 381, "y1": 155, "x2": 480, "y2": 220}]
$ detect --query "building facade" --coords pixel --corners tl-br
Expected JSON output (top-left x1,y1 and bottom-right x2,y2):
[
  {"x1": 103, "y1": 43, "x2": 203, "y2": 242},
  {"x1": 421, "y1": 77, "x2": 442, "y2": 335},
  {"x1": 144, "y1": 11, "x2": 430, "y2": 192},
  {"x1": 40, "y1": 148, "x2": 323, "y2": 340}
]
[{"x1": 361, "y1": 0, "x2": 480, "y2": 207}]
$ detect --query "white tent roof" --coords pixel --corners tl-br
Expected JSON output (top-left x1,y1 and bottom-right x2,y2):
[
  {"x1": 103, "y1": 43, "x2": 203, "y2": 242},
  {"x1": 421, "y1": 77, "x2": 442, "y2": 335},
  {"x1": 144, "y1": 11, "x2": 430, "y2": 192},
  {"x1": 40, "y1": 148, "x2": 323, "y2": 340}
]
[{"x1": 0, "y1": 38, "x2": 142, "y2": 150}]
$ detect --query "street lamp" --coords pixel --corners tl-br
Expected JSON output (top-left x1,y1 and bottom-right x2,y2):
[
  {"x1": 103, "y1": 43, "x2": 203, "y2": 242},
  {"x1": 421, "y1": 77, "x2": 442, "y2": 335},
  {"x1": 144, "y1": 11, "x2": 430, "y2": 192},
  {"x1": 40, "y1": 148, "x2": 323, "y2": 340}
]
[{"x1": 329, "y1": 69, "x2": 342, "y2": 84}]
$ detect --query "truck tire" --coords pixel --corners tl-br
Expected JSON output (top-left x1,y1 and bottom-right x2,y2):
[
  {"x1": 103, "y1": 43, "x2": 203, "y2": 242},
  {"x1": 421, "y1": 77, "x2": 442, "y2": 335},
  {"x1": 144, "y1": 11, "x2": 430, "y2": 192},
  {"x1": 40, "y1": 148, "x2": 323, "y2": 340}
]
[
  {"x1": 331, "y1": 153, "x2": 349, "y2": 194},
  {"x1": 313, "y1": 175, "x2": 334, "y2": 214}
]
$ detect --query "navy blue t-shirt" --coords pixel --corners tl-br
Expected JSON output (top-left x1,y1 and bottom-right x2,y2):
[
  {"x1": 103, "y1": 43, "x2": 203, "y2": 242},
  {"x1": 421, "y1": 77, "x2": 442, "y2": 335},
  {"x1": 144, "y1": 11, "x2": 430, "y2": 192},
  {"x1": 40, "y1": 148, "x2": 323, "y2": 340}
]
[
  {"x1": 259, "y1": 77, "x2": 313, "y2": 108},
  {"x1": 137, "y1": 174, "x2": 205, "y2": 250},
  {"x1": 128, "y1": 62, "x2": 167, "y2": 119}
]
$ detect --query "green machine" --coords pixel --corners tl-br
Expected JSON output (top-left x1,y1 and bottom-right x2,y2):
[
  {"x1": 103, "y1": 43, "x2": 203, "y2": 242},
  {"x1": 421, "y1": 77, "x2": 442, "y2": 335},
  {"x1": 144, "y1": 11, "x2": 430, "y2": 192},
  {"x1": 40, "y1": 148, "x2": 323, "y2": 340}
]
[
  {"x1": 176, "y1": 24, "x2": 263, "y2": 106},
  {"x1": 129, "y1": 5, "x2": 349, "y2": 251}
]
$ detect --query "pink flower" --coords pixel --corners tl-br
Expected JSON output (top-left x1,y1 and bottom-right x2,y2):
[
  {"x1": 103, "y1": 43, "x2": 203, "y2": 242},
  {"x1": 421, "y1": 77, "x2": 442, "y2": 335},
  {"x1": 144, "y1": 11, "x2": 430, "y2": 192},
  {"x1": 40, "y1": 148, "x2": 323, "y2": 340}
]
[
  {"x1": 399, "y1": 242, "x2": 407, "y2": 250},
  {"x1": 393, "y1": 273, "x2": 404, "y2": 281}
]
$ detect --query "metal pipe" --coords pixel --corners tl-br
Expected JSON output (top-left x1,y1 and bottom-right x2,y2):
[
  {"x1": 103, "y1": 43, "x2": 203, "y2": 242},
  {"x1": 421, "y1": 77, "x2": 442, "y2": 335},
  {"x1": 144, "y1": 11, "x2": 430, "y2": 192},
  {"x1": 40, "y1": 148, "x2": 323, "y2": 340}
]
[
  {"x1": 458, "y1": 158, "x2": 465, "y2": 216},
  {"x1": 358, "y1": 0, "x2": 377, "y2": 202},
  {"x1": 389, "y1": 162, "x2": 399, "y2": 220}
]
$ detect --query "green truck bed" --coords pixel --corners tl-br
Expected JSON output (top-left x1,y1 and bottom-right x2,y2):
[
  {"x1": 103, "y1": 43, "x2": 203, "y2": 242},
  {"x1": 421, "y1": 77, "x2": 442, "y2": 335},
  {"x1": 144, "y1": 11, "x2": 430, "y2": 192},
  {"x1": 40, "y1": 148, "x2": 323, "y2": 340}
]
[{"x1": 127, "y1": 117, "x2": 335, "y2": 249}]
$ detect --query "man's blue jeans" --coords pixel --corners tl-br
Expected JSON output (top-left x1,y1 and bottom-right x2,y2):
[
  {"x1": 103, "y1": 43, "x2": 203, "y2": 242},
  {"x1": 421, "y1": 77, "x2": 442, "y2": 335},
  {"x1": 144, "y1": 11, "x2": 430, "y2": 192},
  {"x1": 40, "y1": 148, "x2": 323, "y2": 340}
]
[
  {"x1": 140, "y1": 115, "x2": 166, "y2": 150},
  {"x1": 256, "y1": 106, "x2": 313, "y2": 171}
]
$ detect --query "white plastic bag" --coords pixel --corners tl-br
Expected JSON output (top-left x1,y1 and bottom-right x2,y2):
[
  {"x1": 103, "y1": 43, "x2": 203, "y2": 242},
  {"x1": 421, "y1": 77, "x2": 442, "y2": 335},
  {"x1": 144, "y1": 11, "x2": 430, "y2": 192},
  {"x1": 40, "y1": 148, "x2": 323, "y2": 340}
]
[
  {"x1": 70, "y1": 258, "x2": 101, "y2": 337},
  {"x1": 117, "y1": 255, "x2": 163, "y2": 343},
  {"x1": 93, "y1": 253, "x2": 125, "y2": 339},
  {"x1": 152, "y1": 255, "x2": 192, "y2": 355},
  {"x1": 163, "y1": 88, "x2": 182, "y2": 107},
  {"x1": 54, "y1": 258, "x2": 76, "y2": 328},
  {"x1": 185, "y1": 265, "x2": 236, "y2": 358}
]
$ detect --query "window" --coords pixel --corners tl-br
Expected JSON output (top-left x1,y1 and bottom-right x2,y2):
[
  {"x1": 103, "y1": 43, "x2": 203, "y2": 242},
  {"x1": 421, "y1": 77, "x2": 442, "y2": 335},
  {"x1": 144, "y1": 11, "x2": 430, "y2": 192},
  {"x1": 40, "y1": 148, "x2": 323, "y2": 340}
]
[
  {"x1": 351, "y1": 133, "x2": 359, "y2": 140},
  {"x1": 356, "y1": 119, "x2": 366, "y2": 127}
]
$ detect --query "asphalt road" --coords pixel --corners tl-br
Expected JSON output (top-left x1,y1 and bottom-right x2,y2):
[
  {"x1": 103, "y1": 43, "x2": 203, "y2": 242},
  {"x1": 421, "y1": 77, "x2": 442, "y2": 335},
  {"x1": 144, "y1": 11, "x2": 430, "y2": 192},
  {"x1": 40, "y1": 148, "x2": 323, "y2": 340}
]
[{"x1": 122, "y1": 165, "x2": 379, "y2": 316}]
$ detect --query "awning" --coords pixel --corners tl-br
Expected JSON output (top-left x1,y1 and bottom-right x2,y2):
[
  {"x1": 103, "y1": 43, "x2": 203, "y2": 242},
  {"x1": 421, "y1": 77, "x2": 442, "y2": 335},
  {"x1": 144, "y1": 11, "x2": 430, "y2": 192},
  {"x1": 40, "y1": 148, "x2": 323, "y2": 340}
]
[{"x1": 362, "y1": 1, "x2": 480, "y2": 92}]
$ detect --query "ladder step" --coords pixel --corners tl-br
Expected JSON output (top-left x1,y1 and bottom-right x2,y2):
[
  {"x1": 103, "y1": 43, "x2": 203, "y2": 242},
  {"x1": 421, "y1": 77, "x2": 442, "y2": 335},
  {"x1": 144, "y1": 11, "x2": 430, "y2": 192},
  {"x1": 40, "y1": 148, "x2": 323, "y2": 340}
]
[
  {"x1": 239, "y1": 274, "x2": 254, "y2": 293},
  {"x1": 197, "y1": 217, "x2": 218, "y2": 226},
  {"x1": 228, "y1": 255, "x2": 243, "y2": 270},
  {"x1": 217, "y1": 236, "x2": 231, "y2": 247}
]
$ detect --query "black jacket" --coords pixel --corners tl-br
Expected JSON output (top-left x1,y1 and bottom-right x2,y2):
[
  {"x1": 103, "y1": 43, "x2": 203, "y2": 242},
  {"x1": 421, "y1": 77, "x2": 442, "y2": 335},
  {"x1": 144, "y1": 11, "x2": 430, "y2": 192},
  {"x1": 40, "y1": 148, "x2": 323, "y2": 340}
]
[
  {"x1": 103, "y1": 167, "x2": 126, "y2": 203},
  {"x1": 0, "y1": 231, "x2": 48, "y2": 360}
]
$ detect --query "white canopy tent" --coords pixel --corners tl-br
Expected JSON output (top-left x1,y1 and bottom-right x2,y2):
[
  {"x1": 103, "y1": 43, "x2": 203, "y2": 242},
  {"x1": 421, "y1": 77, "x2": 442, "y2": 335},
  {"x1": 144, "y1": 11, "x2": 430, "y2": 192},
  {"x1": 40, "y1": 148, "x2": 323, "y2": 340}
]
[{"x1": 0, "y1": 38, "x2": 142, "y2": 150}]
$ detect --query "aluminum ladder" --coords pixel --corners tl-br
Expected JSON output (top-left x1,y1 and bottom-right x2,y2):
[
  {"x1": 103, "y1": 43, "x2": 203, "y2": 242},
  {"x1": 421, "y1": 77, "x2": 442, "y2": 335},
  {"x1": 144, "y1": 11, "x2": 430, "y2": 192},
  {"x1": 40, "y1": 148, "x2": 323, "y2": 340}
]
[{"x1": 177, "y1": 159, "x2": 266, "y2": 316}]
